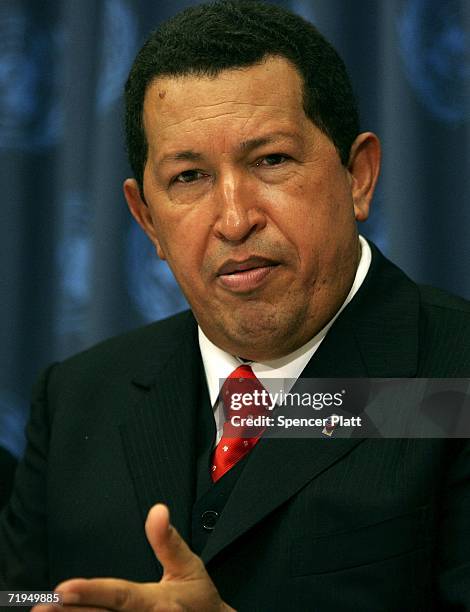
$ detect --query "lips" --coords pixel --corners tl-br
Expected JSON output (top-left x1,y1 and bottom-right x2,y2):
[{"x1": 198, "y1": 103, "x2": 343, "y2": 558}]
[{"x1": 216, "y1": 256, "x2": 279, "y2": 292}]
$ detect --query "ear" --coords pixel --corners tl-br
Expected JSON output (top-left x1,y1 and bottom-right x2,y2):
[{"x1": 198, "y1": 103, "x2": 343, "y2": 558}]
[
  {"x1": 123, "y1": 178, "x2": 166, "y2": 260},
  {"x1": 347, "y1": 132, "x2": 381, "y2": 222}
]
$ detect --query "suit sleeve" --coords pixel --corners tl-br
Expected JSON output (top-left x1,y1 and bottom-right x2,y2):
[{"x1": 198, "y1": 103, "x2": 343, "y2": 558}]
[
  {"x1": 438, "y1": 440, "x2": 470, "y2": 609},
  {"x1": 0, "y1": 364, "x2": 58, "y2": 590}
]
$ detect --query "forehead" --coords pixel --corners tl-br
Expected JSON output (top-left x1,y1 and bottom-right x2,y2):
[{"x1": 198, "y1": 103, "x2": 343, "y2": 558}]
[{"x1": 142, "y1": 56, "x2": 307, "y2": 149}]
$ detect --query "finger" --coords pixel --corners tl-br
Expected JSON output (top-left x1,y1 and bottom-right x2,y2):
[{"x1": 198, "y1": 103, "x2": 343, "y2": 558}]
[
  {"x1": 145, "y1": 503, "x2": 205, "y2": 580},
  {"x1": 53, "y1": 577, "x2": 145, "y2": 611}
]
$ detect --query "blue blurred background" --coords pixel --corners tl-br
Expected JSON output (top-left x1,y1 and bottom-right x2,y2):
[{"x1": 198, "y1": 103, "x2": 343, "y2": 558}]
[{"x1": 0, "y1": 0, "x2": 469, "y2": 461}]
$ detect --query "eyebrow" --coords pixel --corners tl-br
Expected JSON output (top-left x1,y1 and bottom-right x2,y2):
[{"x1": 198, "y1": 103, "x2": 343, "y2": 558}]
[
  {"x1": 239, "y1": 131, "x2": 300, "y2": 151},
  {"x1": 157, "y1": 131, "x2": 301, "y2": 166},
  {"x1": 158, "y1": 150, "x2": 203, "y2": 164}
]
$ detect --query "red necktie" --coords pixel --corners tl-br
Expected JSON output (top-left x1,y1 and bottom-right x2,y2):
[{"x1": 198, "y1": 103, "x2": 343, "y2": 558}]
[{"x1": 211, "y1": 364, "x2": 269, "y2": 482}]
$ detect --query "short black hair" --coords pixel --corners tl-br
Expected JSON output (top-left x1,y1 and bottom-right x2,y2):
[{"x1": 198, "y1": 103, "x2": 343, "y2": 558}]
[{"x1": 124, "y1": 0, "x2": 360, "y2": 192}]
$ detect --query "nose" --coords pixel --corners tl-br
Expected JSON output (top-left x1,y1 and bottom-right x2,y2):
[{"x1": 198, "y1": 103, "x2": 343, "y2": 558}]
[{"x1": 212, "y1": 170, "x2": 266, "y2": 242}]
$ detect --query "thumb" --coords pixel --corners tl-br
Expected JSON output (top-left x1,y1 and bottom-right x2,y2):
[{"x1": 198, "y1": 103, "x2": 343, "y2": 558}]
[{"x1": 145, "y1": 503, "x2": 205, "y2": 581}]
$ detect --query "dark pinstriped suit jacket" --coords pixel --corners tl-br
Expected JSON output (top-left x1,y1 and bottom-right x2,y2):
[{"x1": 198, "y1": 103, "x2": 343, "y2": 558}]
[{"x1": 1, "y1": 244, "x2": 470, "y2": 611}]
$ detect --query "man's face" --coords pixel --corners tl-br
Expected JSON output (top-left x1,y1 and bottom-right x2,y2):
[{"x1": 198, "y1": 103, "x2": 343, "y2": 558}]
[{"x1": 125, "y1": 56, "x2": 379, "y2": 360}]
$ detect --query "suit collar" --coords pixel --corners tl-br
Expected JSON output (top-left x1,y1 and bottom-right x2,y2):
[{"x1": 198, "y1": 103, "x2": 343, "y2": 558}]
[
  {"x1": 130, "y1": 312, "x2": 198, "y2": 388},
  {"x1": 340, "y1": 241, "x2": 420, "y2": 377},
  {"x1": 299, "y1": 241, "x2": 420, "y2": 378}
]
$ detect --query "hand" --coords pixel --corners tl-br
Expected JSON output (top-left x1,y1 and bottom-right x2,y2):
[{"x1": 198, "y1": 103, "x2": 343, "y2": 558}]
[{"x1": 32, "y1": 504, "x2": 235, "y2": 612}]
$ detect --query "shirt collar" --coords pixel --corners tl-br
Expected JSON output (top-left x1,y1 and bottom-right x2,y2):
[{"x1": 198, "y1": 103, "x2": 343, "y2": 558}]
[{"x1": 199, "y1": 235, "x2": 372, "y2": 406}]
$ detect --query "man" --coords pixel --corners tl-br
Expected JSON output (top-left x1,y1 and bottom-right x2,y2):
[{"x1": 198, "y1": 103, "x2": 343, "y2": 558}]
[{"x1": 2, "y1": 1, "x2": 470, "y2": 610}]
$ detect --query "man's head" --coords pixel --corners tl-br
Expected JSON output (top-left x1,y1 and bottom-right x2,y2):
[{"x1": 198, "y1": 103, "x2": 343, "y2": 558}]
[
  {"x1": 123, "y1": 1, "x2": 381, "y2": 361},
  {"x1": 124, "y1": 0, "x2": 360, "y2": 194}
]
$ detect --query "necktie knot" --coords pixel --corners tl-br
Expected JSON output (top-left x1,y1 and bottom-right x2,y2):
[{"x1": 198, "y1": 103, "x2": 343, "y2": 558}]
[{"x1": 221, "y1": 364, "x2": 266, "y2": 419}]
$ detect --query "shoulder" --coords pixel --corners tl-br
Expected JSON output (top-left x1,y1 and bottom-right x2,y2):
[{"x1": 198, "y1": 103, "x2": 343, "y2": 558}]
[
  {"x1": 418, "y1": 283, "x2": 470, "y2": 315},
  {"x1": 367, "y1": 240, "x2": 470, "y2": 323},
  {"x1": 362, "y1": 242, "x2": 470, "y2": 375},
  {"x1": 417, "y1": 283, "x2": 470, "y2": 335},
  {"x1": 416, "y1": 284, "x2": 470, "y2": 375},
  {"x1": 46, "y1": 310, "x2": 197, "y2": 392}
]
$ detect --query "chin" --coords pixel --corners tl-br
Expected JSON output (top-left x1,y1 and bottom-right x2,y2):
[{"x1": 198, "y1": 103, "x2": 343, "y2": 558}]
[{"x1": 223, "y1": 324, "x2": 291, "y2": 360}]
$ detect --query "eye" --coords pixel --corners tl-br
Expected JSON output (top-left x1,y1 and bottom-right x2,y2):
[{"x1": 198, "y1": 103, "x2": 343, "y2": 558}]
[
  {"x1": 256, "y1": 154, "x2": 290, "y2": 167},
  {"x1": 172, "y1": 169, "x2": 207, "y2": 184}
]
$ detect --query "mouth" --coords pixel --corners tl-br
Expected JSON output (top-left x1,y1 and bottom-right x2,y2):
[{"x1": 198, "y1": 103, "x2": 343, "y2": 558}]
[{"x1": 216, "y1": 256, "x2": 280, "y2": 292}]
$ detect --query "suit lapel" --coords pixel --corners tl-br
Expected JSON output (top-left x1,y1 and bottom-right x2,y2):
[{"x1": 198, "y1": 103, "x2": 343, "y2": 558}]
[
  {"x1": 201, "y1": 435, "x2": 366, "y2": 563},
  {"x1": 119, "y1": 315, "x2": 204, "y2": 544},
  {"x1": 201, "y1": 311, "x2": 369, "y2": 564},
  {"x1": 202, "y1": 245, "x2": 421, "y2": 563}
]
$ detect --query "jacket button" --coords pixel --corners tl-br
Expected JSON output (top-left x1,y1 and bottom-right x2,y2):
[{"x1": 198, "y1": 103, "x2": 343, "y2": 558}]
[{"x1": 201, "y1": 510, "x2": 219, "y2": 531}]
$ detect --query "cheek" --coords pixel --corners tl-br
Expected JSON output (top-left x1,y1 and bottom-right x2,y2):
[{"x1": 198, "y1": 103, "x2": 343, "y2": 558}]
[
  {"x1": 273, "y1": 189, "x2": 355, "y2": 276},
  {"x1": 151, "y1": 209, "x2": 209, "y2": 276}
]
